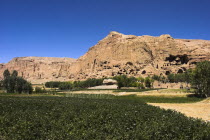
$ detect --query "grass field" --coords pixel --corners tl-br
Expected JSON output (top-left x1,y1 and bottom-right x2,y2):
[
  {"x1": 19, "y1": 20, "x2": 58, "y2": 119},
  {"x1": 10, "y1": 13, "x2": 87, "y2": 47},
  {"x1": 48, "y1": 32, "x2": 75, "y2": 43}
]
[
  {"x1": 0, "y1": 89, "x2": 204, "y2": 103},
  {"x1": 0, "y1": 96, "x2": 209, "y2": 139},
  {"x1": 64, "y1": 93, "x2": 204, "y2": 103}
]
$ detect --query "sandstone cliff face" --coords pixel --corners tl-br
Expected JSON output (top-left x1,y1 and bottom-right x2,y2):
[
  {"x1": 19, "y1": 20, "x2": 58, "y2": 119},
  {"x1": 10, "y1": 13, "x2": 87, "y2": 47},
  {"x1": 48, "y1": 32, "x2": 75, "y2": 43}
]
[
  {"x1": 0, "y1": 57, "x2": 76, "y2": 84},
  {"x1": 1, "y1": 32, "x2": 210, "y2": 84},
  {"x1": 70, "y1": 31, "x2": 210, "y2": 80}
]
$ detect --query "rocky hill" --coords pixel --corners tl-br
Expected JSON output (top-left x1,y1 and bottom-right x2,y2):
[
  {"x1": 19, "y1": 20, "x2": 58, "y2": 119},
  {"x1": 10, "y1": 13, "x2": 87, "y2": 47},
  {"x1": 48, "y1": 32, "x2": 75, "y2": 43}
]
[
  {"x1": 69, "y1": 31, "x2": 210, "y2": 80},
  {"x1": 1, "y1": 31, "x2": 210, "y2": 84}
]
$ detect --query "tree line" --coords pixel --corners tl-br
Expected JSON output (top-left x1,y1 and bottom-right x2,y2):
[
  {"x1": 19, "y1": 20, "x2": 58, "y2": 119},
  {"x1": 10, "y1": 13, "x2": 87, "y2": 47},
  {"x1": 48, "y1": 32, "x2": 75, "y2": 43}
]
[
  {"x1": 1, "y1": 69, "x2": 33, "y2": 94},
  {"x1": 1, "y1": 61, "x2": 210, "y2": 97},
  {"x1": 113, "y1": 75, "x2": 154, "y2": 89},
  {"x1": 45, "y1": 78, "x2": 104, "y2": 90},
  {"x1": 152, "y1": 61, "x2": 210, "y2": 97},
  {"x1": 45, "y1": 75, "x2": 154, "y2": 90}
]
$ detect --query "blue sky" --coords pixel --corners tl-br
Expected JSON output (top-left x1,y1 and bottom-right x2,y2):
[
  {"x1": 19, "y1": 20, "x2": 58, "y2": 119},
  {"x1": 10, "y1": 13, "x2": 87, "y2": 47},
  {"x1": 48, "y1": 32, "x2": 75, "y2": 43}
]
[{"x1": 0, "y1": 0, "x2": 210, "y2": 63}]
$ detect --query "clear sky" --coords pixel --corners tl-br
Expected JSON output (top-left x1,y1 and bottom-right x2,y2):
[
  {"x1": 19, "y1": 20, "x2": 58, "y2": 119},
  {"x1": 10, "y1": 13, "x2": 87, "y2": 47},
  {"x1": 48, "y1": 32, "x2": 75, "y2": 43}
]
[{"x1": 0, "y1": 0, "x2": 210, "y2": 63}]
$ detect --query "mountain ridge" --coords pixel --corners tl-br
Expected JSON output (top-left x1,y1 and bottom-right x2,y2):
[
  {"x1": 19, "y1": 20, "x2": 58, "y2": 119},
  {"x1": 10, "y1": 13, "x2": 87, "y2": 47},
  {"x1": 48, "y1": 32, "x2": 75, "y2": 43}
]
[{"x1": 1, "y1": 32, "x2": 210, "y2": 84}]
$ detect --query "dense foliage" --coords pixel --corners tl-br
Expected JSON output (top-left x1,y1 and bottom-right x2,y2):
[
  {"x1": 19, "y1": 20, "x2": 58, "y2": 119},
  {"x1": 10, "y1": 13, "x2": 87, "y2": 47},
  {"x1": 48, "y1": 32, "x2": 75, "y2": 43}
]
[
  {"x1": 167, "y1": 71, "x2": 192, "y2": 83},
  {"x1": 45, "y1": 81, "x2": 61, "y2": 88},
  {"x1": 113, "y1": 75, "x2": 137, "y2": 88},
  {"x1": 45, "y1": 78, "x2": 104, "y2": 90},
  {"x1": 0, "y1": 96, "x2": 209, "y2": 139},
  {"x1": 191, "y1": 61, "x2": 210, "y2": 97},
  {"x1": 152, "y1": 70, "x2": 193, "y2": 84},
  {"x1": 2, "y1": 69, "x2": 33, "y2": 94},
  {"x1": 34, "y1": 87, "x2": 47, "y2": 94},
  {"x1": 0, "y1": 80, "x2": 3, "y2": 90},
  {"x1": 113, "y1": 75, "x2": 154, "y2": 89},
  {"x1": 165, "y1": 61, "x2": 210, "y2": 97},
  {"x1": 152, "y1": 75, "x2": 167, "y2": 83}
]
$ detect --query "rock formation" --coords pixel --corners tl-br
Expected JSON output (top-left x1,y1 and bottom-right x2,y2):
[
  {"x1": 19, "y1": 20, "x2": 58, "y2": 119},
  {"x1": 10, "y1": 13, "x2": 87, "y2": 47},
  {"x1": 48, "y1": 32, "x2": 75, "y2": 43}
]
[
  {"x1": 0, "y1": 57, "x2": 76, "y2": 84},
  {"x1": 69, "y1": 31, "x2": 210, "y2": 80},
  {"x1": 1, "y1": 31, "x2": 210, "y2": 84}
]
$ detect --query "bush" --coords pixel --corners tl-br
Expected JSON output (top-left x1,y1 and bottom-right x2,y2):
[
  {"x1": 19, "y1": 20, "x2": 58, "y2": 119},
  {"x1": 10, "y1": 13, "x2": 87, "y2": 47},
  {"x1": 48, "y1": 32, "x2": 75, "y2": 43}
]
[
  {"x1": 113, "y1": 75, "x2": 137, "y2": 88},
  {"x1": 45, "y1": 81, "x2": 61, "y2": 88},
  {"x1": 34, "y1": 87, "x2": 47, "y2": 94}
]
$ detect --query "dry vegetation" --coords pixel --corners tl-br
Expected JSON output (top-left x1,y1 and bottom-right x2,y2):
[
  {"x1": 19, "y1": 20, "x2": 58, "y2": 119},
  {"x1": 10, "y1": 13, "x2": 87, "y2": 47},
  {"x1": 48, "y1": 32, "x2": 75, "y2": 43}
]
[{"x1": 149, "y1": 98, "x2": 210, "y2": 122}]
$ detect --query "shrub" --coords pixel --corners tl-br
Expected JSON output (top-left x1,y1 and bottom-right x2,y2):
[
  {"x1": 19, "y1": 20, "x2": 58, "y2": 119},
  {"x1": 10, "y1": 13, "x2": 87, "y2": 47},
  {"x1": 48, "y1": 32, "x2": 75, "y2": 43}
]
[
  {"x1": 34, "y1": 87, "x2": 47, "y2": 94},
  {"x1": 113, "y1": 75, "x2": 137, "y2": 88}
]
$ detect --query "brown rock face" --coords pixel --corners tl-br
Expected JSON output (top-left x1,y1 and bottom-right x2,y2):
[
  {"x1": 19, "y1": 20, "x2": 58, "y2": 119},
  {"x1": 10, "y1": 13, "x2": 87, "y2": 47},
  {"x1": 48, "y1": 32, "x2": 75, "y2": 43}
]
[
  {"x1": 1, "y1": 31, "x2": 210, "y2": 84},
  {"x1": 70, "y1": 31, "x2": 210, "y2": 80},
  {"x1": 0, "y1": 57, "x2": 76, "y2": 84}
]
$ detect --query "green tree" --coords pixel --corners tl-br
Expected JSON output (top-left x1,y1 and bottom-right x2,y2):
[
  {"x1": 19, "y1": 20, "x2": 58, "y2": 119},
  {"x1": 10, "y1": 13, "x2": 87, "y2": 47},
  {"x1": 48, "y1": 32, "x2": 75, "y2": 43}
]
[
  {"x1": 3, "y1": 69, "x2": 10, "y2": 79},
  {"x1": 191, "y1": 61, "x2": 210, "y2": 97},
  {"x1": 2, "y1": 70, "x2": 32, "y2": 94},
  {"x1": 167, "y1": 74, "x2": 175, "y2": 83},
  {"x1": 59, "y1": 82, "x2": 73, "y2": 90},
  {"x1": 184, "y1": 69, "x2": 193, "y2": 86},
  {"x1": 0, "y1": 80, "x2": 3, "y2": 90},
  {"x1": 144, "y1": 77, "x2": 154, "y2": 88},
  {"x1": 113, "y1": 75, "x2": 137, "y2": 88},
  {"x1": 152, "y1": 75, "x2": 160, "y2": 81},
  {"x1": 11, "y1": 70, "x2": 18, "y2": 77}
]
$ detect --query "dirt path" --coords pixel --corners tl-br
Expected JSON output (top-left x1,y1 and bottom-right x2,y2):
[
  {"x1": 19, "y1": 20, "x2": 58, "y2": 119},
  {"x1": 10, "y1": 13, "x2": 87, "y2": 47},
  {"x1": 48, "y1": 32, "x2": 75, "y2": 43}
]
[
  {"x1": 149, "y1": 99, "x2": 210, "y2": 121},
  {"x1": 63, "y1": 89, "x2": 192, "y2": 96}
]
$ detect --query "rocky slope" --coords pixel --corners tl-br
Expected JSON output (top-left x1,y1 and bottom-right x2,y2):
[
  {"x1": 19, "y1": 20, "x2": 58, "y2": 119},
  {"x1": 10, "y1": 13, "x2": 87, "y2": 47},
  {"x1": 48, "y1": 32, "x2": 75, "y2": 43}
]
[
  {"x1": 0, "y1": 57, "x2": 76, "y2": 84},
  {"x1": 70, "y1": 31, "x2": 210, "y2": 80},
  {"x1": 1, "y1": 31, "x2": 210, "y2": 84}
]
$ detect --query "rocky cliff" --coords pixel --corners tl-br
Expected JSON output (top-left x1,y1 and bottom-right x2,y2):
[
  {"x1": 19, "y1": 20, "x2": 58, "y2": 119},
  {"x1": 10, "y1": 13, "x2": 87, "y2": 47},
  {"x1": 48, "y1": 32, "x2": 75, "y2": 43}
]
[
  {"x1": 1, "y1": 31, "x2": 210, "y2": 84},
  {"x1": 70, "y1": 31, "x2": 210, "y2": 80},
  {"x1": 0, "y1": 57, "x2": 76, "y2": 84}
]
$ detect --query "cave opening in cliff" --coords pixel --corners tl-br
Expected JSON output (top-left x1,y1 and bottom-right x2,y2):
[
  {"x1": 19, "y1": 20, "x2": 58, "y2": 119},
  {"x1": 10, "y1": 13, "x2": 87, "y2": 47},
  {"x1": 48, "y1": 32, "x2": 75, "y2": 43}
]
[
  {"x1": 165, "y1": 55, "x2": 177, "y2": 62},
  {"x1": 126, "y1": 62, "x2": 133, "y2": 65},
  {"x1": 141, "y1": 70, "x2": 146, "y2": 74},
  {"x1": 190, "y1": 61, "x2": 197, "y2": 65},
  {"x1": 177, "y1": 69, "x2": 183, "y2": 73},
  {"x1": 165, "y1": 71, "x2": 170, "y2": 75},
  {"x1": 165, "y1": 54, "x2": 189, "y2": 64}
]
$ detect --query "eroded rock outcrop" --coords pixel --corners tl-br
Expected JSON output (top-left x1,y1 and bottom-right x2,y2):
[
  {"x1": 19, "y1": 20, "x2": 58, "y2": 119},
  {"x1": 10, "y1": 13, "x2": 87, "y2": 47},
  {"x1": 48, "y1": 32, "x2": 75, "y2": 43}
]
[
  {"x1": 1, "y1": 31, "x2": 210, "y2": 84},
  {"x1": 70, "y1": 31, "x2": 210, "y2": 80},
  {"x1": 0, "y1": 57, "x2": 76, "y2": 84}
]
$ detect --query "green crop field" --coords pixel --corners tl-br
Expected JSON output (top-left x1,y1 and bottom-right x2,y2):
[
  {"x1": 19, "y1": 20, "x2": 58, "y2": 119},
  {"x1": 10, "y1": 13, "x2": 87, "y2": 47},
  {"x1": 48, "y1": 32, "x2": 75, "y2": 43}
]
[
  {"x1": 0, "y1": 96, "x2": 209, "y2": 139},
  {"x1": 64, "y1": 93, "x2": 204, "y2": 103}
]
